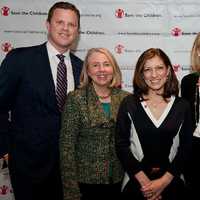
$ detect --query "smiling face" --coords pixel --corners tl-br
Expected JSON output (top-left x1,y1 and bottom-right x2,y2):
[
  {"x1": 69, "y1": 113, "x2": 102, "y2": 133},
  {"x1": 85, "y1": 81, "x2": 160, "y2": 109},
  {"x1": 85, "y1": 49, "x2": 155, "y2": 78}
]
[
  {"x1": 46, "y1": 8, "x2": 79, "y2": 53},
  {"x1": 143, "y1": 55, "x2": 169, "y2": 94},
  {"x1": 87, "y1": 52, "x2": 114, "y2": 89}
]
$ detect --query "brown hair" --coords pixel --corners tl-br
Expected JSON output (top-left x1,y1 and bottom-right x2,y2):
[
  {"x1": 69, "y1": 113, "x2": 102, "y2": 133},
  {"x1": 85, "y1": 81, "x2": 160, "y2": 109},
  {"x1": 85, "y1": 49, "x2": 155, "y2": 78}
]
[
  {"x1": 79, "y1": 48, "x2": 122, "y2": 88},
  {"x1": 191, "y1": 33, "x2": 200, "y2": 72},
  {"x1": 133, "y1": 48, "x2": 179, "y2": 99},
  {"x1": 47, "y1": 1, "x2": 80, "y2": 29}
]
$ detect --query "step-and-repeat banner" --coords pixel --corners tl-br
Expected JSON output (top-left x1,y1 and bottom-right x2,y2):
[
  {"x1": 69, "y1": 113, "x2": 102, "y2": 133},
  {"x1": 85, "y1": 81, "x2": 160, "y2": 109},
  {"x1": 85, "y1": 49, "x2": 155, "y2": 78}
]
[{"x1": 1, "y1": 0, "x2": 200, "y2": 92}]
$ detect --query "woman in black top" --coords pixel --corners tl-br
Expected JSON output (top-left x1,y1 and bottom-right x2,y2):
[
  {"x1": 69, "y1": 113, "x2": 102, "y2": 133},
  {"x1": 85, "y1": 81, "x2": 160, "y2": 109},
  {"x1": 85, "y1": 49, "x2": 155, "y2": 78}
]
[
  {"x1": 116, "y1": 48, "x2": 192, "y2": 200},
  {"x1": 181, "y1": 32, "x2": 200, "y2": 199}
]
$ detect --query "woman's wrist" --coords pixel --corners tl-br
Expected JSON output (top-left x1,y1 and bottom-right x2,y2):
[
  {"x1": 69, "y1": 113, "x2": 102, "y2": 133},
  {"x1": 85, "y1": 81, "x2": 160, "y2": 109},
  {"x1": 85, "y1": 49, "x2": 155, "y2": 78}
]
[
  {"x1": 135, "y1": 171, "x2": 150, "y2": 186},
  {"x1": 161, "y1": 172, "x2": 173, "y2": 187}
]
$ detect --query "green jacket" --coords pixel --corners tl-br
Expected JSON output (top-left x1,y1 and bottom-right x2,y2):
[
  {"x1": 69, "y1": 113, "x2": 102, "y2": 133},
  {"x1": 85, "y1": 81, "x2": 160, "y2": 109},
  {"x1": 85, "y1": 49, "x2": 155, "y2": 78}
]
[{"x1": 60, "y1": 84, "x2": 129, "y2": 200}]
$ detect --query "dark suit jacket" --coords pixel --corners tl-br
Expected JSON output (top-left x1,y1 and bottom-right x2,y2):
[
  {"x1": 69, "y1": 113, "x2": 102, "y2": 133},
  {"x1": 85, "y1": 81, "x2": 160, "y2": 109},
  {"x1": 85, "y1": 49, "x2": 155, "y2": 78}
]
[
  {"x1": 0, "y1": 43, "x2": 83, "y2": 180},
  {"x1": 181, "y1": 72, "x2": 199, "y2": 132},
  {"x1": 0, "y1": 112, "x2": 9, "y2": 158}
]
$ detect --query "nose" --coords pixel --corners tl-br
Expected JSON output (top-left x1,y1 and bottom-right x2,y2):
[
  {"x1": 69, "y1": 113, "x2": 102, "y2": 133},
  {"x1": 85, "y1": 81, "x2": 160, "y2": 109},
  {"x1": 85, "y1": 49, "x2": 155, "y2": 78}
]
[
  {"x1": 98, "y1": 64, "x2": 106, "y2": 71},
  {"x1": 62, "y1": 23, "x2": 70, "y2": 30},
  {"x1": 151, "y1": 68, "x2": 157, "y2": 77},
  {"x1": 63, "y1": 24, "x2": 68, "y2": 30}
]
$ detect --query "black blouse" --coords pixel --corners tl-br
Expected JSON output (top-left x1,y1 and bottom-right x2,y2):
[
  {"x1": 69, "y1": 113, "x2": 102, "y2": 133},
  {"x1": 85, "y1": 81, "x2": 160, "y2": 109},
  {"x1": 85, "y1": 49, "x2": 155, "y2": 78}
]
[{"x1": 115, "y1": 94, "x2": 193, "y2": 182}]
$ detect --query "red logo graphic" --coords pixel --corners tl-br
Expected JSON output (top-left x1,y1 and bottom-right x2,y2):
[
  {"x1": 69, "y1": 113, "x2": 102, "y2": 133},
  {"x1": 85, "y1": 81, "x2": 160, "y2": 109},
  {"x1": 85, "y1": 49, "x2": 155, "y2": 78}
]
[
  {"x1": 1, "y1": 6, "x2": 10, "y2": 16},
  {"x1": 0, "y1": 185, "x2": 9, "y2": 195},
  {"x1": 171, "y1": 27, "x2": 182, "y2": 37},
  {"x1": 115, "y1": 8, "x2": 125, "y2": 18},
  {"x1": 1, "y1": 42, "x2": 13, "y2": 53},
  {"x1": 115, "y1": 44, "x2": 125, "y2": 54},
  {"x1": 173, "y1": 64, "x2": 180, "y2": 72}
]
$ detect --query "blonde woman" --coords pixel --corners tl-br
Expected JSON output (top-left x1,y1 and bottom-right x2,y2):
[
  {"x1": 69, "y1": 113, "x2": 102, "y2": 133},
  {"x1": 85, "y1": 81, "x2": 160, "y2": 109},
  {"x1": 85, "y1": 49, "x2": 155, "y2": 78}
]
[
  {"x1": 181, "y1": 33, "x2": 200, "y2": 199},
  {"x1": 60, "y1": 48, "x2": 129, "y2": 200}
]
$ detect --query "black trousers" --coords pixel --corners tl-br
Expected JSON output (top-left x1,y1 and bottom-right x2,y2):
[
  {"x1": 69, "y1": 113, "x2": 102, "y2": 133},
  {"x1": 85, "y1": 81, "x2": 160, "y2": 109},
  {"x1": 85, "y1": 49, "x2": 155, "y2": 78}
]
[
  {"x1": 10, "y1": 166, "x2": 63, "y2": 200},
  {"x1": 122, "y1": 177, "x2": 186, "y2": 200},
  {"x1": 79, "y1": 182, "x2": 122, "y2": 200}
]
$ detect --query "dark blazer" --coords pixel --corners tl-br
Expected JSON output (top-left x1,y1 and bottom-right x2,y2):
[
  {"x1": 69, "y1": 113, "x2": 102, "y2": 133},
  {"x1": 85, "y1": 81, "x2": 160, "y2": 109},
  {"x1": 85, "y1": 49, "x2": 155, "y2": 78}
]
[
  {"x1": 181, "y1": 72, "x2": 200, "y2": 197},
  {"x1": 181, "y1": 72, "x2": 199, "y2": 132},
  {"x1": 0, "y1": 43, "x2": 83, "y2": 180}
]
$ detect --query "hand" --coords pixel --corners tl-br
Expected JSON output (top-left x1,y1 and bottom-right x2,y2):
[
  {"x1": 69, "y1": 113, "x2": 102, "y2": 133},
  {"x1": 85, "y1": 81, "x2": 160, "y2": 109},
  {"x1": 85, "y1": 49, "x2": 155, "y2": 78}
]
[
  {"x1": 147, "y1": 194, "x2": 162, "y2": 200},
  {"x1": 141, "y1": 180, "x2": 162, "y2": 200},
  {"x1": 141, "y1": 172, "x2": 173, "y2": 200}
]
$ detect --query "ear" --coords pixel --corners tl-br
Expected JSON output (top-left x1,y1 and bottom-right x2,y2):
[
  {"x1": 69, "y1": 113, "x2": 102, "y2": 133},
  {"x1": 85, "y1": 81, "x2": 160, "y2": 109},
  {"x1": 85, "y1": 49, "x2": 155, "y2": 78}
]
[{"x1": 46, "y1": 20, "x2": 50, "y2": 32}]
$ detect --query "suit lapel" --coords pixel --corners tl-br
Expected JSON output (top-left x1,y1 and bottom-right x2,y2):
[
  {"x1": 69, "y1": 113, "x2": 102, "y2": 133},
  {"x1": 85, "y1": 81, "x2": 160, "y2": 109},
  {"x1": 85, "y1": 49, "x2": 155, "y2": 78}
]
[
  {"x1": 87, "y1": 85, "x2": 109, "y2": 127},
  {"x1": 110, "y1": 89, "x2": 122, "y2": 122},
  {"x1": 35, "y1": 43, "x2": 58, "y2": 112},
  {"x1": 70, "y1": 53, "x2": 82, "y2": 89}
]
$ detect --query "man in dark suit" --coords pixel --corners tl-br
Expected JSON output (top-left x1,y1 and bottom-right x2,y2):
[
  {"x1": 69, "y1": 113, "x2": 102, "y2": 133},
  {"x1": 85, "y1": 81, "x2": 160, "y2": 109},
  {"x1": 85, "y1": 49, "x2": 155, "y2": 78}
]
[{"x1": 0, "y1": 2, "x2": 83, "y2": 200}]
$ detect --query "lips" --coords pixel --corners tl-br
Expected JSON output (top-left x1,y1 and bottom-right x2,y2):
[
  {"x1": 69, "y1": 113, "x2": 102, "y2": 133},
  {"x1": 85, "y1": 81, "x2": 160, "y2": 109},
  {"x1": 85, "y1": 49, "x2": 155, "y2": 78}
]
[
  {"x1": 59, "y1": 32, "x2": 70, "y2": 38},
  {"x1": 96, "y1": 74, "x2": 112, "y2": 79},
  {"x1": 150, "y1": 79, "x2": 161, "y2": 84},
  {"x1": 97, "y1": 74, "x2": 106, "y2": 78}
]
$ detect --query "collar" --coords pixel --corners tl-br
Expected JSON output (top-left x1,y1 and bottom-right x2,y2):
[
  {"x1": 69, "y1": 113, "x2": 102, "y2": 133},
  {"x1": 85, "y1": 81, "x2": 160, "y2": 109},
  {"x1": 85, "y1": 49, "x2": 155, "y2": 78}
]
[
  {"x1": 86, "y1": 83, "x2": 121, "y2": 122},
  {"x1": 46, "y1": 41, "x2": 70, "y2": 60},
  {"x1": 87, "y1": 83, "x2": 118, "y2": 100}
]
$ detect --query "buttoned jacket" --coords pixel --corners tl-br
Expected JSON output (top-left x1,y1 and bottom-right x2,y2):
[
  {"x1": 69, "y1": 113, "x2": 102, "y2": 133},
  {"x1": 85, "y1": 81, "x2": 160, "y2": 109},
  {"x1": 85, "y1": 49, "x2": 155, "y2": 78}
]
[{"x1": 60, "y1": 84, "x2": 129, "y2": 200}]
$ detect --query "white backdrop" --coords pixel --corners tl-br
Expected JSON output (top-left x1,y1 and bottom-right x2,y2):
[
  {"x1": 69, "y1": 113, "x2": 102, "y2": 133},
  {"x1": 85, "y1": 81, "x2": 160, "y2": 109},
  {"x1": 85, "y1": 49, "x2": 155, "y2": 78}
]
[{"x1": 1, "y1": 0, "x2": 200, "y2": 92}]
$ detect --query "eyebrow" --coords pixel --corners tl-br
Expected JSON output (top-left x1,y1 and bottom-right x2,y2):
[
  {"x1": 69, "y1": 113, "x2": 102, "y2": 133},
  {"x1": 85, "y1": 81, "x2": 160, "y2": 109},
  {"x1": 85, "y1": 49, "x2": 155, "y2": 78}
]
[{"x1": 144, "y1": 64, "x2": 165, "y2": 68}]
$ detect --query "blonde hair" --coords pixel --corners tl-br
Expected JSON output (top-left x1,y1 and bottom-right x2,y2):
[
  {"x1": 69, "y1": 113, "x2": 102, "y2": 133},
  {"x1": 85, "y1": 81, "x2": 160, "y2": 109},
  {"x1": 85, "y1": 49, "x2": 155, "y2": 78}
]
[
  {"x1": 79, "y1": 48, "x2": 122, "y2": 88},
  {"x1": 191, "y1": 32, "x2": 200, "y2": 72}
]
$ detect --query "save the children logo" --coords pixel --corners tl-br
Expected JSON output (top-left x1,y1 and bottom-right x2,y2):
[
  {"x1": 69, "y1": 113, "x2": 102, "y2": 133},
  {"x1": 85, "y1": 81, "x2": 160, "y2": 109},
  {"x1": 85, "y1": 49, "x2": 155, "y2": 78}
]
[
  {"x1": 1, "y1": 6, "x2": 10, "y2": 16},
  {"x1": 1, "y1": 6, "x2": 47, "y2": 16},
  {"x1": 0, "y1": 185, "x2": 9, "y2": 195},
  {"x1": 171, "y1": 27, "x2": 182, "y2": 37},
  {"x1": 115, "y1": 8, "x2": 125, "y2": 18},
  {"x1": 1, "y1": 42, "x2": 13, "y2": 53},
  {"x1": 173, "y1": 64, "x2": 181, "y2": 72},
  {"x1": 115, "y1": 44, "x2": 125, "y2": 54}
]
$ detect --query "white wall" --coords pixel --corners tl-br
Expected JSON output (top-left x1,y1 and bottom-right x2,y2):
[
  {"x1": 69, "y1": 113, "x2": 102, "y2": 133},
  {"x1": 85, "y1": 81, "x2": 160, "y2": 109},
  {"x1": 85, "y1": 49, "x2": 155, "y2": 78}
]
[{"x1": 1, "y1": 0, "x2": 200, "y2": 91}]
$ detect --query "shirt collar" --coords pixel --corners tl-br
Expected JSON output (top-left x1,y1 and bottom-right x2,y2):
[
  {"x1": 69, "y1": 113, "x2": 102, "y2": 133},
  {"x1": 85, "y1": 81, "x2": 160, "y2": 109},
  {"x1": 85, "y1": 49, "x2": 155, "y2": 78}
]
[{"x1": 46, "y1": 41, "x2": 70, "y2": 60}]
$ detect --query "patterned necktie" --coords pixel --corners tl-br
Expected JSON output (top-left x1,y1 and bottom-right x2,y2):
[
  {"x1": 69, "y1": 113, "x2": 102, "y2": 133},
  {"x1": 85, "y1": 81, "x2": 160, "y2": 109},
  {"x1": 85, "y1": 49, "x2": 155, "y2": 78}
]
[{"x1": 56, "y1": 54, "x2": 68, "y2": 112}]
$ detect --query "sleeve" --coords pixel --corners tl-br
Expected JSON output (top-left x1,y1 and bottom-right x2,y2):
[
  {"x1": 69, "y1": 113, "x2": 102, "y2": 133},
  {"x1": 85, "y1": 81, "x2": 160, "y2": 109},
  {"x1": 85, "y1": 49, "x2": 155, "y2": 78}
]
[
  {"x1": 0, "y1": 113, "x2": 9, "y2": 158},
  {"x1": 180, "y1": 76, "x2": 188, "y2": 99},
  {"x1": 0, "y1": 50, "x2": 22, "y2": 158},
  {"x1": 59, "y1": 92, "x2": 81, "y2": 200},
  {"x1": 168, "y1": 102, "x2": 193, "y2": 177},
  {"x1": 0, "y1": 50, "x2": 22, "y2": 110},
  {"x1": 115, "y1": 98, "x2": 143, "y2": 180}
]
